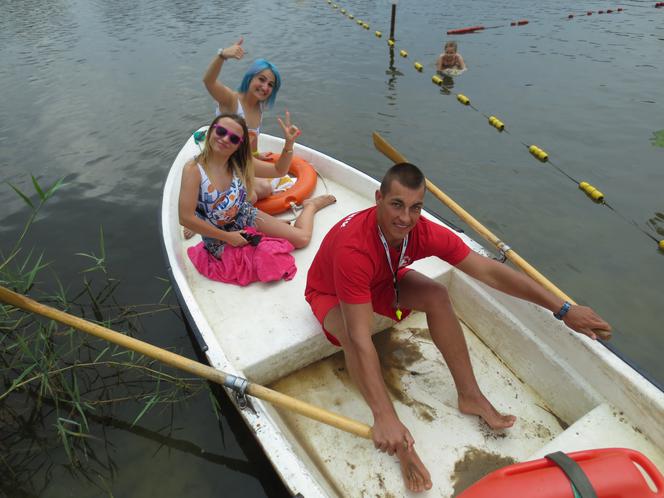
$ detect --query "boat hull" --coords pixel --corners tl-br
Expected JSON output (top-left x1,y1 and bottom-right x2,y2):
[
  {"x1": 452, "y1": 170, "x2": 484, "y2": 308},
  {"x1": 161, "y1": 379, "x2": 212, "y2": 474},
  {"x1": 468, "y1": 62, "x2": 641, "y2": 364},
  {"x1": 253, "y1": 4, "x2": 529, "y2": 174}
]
[{"x1": 162, "y1": 130, "x2": 664, "y2": 497}]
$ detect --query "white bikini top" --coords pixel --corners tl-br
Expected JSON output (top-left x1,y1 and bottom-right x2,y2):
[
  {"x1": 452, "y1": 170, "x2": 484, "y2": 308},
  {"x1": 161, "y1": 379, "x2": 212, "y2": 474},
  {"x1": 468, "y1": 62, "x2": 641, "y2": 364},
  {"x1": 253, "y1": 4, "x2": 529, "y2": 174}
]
[{"x1": 215, "y1": 98, "x2": 262, "y2": 134}]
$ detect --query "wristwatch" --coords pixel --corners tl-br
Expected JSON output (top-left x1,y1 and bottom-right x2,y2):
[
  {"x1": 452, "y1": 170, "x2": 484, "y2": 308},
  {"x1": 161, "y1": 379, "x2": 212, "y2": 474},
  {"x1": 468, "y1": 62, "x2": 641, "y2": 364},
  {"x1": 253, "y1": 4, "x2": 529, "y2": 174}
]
[
  {"x1": 554, "y1": 301, "x2": 571, "y2": 320},
  {"x1": 217, "y1": 48, "x2": 226, "y2": 59}
]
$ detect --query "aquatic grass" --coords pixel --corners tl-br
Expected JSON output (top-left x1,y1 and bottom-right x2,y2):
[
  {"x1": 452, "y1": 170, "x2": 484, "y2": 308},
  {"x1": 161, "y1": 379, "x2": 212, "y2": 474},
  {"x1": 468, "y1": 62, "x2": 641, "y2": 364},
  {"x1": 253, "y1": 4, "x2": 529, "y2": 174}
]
[
  {"x1": 155, "y1": 276, "x2": 173, "y2": 304},
  {"x1": 6, "y1": 175, "x2": 67, "y2": 255},
  {"x1": 1, "y1": 176, "x2": 220, "y2": 494},
  {"x1": 76, "y1": 226, "x2": 107, "y2": 275},
  {"x1": 650, "y1": 129, "x2": 664, "y2": 147}
]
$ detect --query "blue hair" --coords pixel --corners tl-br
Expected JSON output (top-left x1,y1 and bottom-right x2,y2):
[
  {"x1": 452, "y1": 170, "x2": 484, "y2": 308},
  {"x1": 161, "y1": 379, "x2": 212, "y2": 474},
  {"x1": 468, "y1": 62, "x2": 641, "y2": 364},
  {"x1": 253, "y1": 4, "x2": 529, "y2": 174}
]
[{"x1": 237, "y1": 59, "x2": 281, "y2": 109}]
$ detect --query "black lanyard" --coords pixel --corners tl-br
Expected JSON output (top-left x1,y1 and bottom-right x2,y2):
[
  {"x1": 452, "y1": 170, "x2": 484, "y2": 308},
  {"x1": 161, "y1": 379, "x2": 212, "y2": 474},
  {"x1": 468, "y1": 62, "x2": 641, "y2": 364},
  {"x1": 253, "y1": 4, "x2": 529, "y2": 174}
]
[{"x1": 377, "y1": 226, "x2": 408, "y2": 320}]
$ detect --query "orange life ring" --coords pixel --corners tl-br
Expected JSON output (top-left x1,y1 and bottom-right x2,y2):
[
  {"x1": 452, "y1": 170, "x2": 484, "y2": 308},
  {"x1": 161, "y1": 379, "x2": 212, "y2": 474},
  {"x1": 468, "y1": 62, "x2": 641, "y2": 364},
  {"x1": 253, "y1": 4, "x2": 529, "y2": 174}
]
[{"x1": 254, "y1": 153, "x2": 317, "y2": 215}]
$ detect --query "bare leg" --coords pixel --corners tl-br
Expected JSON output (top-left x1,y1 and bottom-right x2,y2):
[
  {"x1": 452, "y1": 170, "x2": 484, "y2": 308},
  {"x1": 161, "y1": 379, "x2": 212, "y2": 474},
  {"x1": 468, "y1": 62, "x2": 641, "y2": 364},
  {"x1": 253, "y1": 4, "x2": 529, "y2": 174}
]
[
  {"x1": 254, "y1": 195, "x2": 335, "y2": 248},
  {"x1": 324, "y1": 307, "x2": 433, "y2": 493},
  {"x1": 399, "y1": 271, "x2": 516, "y2": 430},
  {"x1": 254, "y1": 178, "x2": 273, "y2": 200}
]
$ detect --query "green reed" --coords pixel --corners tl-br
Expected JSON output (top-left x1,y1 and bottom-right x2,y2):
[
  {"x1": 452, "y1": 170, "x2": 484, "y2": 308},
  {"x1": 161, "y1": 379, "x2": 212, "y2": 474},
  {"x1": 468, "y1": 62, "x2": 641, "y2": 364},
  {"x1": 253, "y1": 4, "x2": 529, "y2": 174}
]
[{"x1": 0, "y1": 176, "x2": 220, "y2": 495}]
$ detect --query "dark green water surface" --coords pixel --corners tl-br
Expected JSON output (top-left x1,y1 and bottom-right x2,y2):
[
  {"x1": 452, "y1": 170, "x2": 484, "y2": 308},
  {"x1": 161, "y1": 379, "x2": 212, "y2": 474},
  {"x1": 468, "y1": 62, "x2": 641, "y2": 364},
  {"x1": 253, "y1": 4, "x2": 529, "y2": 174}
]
[{"x1": 1, "y1": 0, "x2": 663, "y2": 495}]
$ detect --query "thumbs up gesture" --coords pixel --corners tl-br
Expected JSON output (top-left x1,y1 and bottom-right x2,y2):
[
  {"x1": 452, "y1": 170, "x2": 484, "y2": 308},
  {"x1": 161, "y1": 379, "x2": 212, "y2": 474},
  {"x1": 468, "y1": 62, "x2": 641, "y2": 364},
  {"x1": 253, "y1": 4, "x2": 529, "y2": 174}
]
[{"x1": 219, "y1": 36, "x2": 244, "y2": 60}]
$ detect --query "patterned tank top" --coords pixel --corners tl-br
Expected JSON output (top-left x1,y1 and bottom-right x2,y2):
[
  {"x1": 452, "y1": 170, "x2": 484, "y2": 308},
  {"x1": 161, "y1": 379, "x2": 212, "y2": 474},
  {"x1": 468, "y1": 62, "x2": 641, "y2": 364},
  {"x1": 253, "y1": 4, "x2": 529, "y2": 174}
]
[{"x1": 195, "y1": 163, "x2": 258, "y2": 258}]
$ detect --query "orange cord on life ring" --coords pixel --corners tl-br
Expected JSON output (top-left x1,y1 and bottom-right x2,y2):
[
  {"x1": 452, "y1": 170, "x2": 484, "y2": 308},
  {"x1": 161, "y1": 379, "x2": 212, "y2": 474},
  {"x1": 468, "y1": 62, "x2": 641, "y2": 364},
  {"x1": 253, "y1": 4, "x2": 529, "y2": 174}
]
[{"x1": 254, "y1": 153, "x2": 318, "y2": 215}]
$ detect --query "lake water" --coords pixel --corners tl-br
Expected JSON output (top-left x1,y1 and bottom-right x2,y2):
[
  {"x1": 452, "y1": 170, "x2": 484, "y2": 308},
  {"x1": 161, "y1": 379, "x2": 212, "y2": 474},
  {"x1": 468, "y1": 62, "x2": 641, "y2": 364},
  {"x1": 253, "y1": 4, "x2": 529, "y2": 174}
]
[{"x1": 1, "y1": 0, "x2": 663, "y2": 495}]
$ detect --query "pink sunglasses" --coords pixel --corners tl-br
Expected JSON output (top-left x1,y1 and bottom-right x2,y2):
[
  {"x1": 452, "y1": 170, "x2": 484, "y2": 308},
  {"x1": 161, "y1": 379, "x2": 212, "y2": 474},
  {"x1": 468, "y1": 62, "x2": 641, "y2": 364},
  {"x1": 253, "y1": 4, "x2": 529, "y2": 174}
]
[{"x1": 211, "y1": 124, "x2": 244, "y2": 145}]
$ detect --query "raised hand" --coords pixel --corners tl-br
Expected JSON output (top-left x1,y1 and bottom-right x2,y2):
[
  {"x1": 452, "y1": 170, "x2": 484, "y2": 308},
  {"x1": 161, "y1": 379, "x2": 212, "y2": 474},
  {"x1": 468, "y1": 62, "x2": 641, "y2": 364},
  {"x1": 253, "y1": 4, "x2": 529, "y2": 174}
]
[
  {"x1": 221, "y1": 36, "x2": 244, "y2": 60},
  {"x1": 277, "y1": 110, "x2": 302, "y2": 145}
]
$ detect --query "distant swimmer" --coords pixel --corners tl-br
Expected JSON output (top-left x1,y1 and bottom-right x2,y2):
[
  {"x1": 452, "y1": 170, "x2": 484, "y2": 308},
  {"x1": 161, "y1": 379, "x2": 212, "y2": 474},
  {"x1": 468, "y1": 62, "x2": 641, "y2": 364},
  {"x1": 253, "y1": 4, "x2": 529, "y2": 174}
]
[{"x1": 436, "y1": 40, "x2": 466, "y2": 76}]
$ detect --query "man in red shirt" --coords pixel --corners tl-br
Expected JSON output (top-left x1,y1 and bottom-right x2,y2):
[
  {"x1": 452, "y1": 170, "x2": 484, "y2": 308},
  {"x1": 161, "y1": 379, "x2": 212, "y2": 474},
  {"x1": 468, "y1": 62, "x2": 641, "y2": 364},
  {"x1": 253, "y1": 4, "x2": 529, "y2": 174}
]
[{"x1": 305, "y1": 162, "x2": 611, "y2": 493}]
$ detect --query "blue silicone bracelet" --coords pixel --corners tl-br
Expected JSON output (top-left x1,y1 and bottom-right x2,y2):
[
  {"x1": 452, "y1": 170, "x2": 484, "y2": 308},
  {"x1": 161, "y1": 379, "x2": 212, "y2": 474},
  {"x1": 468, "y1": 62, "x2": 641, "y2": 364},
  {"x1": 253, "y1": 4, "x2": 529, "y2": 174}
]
[{"x1": 554, "y1": 301, "x2": 571, "y2": 320}]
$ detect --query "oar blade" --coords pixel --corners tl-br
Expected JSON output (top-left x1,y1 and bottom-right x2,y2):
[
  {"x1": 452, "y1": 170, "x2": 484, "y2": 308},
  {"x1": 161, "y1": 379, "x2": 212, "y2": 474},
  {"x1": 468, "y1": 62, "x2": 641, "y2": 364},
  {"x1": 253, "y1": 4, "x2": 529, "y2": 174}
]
[{"x1": 372, "y1": 131, "x2": 407, "y2": 164}]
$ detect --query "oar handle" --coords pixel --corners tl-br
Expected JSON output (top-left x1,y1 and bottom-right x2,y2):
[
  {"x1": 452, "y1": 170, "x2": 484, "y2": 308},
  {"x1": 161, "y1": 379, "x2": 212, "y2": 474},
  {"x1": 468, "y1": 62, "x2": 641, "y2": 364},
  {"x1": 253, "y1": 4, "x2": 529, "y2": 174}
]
[
  {"x1": 371, "y1": 132, "x2": 611, "y2": 341},
  {"x1": 248, "y1": 384, "x2": 371, "y2": 439},
  {"x1": 0, "y1": 285, "x2": 372, "y2": 439}
]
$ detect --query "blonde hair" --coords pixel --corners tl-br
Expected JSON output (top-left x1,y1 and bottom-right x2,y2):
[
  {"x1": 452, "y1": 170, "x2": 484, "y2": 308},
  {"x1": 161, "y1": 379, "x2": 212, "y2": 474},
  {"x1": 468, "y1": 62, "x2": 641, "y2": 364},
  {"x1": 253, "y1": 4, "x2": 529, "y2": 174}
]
[
  {"x1": 197, "y1": 113, "x2": 254, "y2": 198},
  {"x1": 444, "y1": 41, "x2": 458, "y2": 52}
]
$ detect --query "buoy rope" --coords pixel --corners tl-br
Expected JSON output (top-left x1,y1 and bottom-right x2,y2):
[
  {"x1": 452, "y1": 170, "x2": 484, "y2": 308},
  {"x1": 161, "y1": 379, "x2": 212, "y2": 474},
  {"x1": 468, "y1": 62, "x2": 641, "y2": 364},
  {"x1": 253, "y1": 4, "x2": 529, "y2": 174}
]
[{"x1": 322, "y1": 0, "x2": 663, "y2": 251}]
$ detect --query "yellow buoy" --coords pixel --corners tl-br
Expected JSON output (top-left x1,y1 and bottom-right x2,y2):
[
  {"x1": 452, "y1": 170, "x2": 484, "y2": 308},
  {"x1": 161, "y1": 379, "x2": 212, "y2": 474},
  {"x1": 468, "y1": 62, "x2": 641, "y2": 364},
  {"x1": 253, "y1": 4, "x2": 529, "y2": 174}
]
[
  {"x1": 399, "y1": 49, "x2": 408, "y2": 57},
  {"x1": 528, "y1": 145, "x2": 549, "y2": 162},
  {"x1": 457, "y1": 94, "x2": 470, "y2": 105},
  {"x1": 357, "y1": 19, "x2": 363, "y2": 25},
  {"x1": 659, "y1": 240, "x2": 664, "y2": 252},
  {"x1": 388, "y1": 39, "x2": 395, "y2": 46},
  {"x1": 375, "y1": 31, "x2": 382, "y2": 37},
  {"x1": 340, "y1": 8, "x2": 346, "y2": 13},
  {"x1": 590, "y1": 190, "x2": 604, "y2": 202},
  {"x1": 348, "y1": 14, "x2": 354, "y2": 19},
  {"x1": 432, "y1": 75, "x2": 443, "y2": 86},
  {"x1": 414, "y1": 62, "x2": 423, "y2": 72},
  {"x1": 363, "y1": 23, "x2": 370, "y2": 29},
  {"x1": 488, "y1": 116, "x2": 505, "y2": 131},
  {"x1": 578, "y1": 181, "x2": 604, "y2": 203}
]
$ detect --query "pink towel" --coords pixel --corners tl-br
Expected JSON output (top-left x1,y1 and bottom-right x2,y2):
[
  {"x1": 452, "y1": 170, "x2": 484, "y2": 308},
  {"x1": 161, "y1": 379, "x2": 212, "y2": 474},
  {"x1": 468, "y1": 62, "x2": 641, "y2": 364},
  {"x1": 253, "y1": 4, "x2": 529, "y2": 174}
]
[{"x1": 187, "y1": 229, "x2": 297, "y2": 286}]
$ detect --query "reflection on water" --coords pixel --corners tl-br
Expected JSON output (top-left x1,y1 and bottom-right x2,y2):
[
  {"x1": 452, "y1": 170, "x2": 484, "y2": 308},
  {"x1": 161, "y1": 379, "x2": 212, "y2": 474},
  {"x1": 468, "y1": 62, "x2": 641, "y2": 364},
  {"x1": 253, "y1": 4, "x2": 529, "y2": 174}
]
[
  {"x1": 385, "y1": 46, "x2": 403, "y2": 102},
  {"x1": 439, "y1": 72, "x2": 456, "y2": 92},
  {"x1": 647, "y1": 212, "x2": 664, "y2": 238}
]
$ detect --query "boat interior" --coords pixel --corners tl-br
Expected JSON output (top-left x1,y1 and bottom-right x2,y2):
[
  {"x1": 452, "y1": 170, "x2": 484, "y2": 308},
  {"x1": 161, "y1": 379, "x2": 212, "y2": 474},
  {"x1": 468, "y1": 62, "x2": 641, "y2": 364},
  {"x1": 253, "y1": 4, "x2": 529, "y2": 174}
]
[{"x1": 166, "y1": 134, "x2": 664, "y2": 497}]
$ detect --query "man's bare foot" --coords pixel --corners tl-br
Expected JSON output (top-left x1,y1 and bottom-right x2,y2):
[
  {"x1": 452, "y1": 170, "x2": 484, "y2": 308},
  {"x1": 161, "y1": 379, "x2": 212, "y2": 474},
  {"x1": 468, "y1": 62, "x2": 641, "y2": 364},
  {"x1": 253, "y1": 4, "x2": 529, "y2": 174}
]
[
  {"x1": 302, "y1": 194, "x2": 336, "y2": 212},
  {"x1": 458, "y1": 393, "x2": 516, "y2": 429},
  {"x1": 183, "y1": 227, "x2": 195, "y2": 240},
  {"x1": 397, "y1": 446, "x2": 433, "y2": 492}
]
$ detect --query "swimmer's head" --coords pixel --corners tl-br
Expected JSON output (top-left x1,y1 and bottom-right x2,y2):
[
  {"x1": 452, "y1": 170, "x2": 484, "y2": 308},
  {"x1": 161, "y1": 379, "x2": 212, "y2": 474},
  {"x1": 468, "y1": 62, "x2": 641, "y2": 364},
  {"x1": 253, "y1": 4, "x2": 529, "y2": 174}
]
[{"x1": 444, "y1": 41, "x2": 458, "y2": 54}]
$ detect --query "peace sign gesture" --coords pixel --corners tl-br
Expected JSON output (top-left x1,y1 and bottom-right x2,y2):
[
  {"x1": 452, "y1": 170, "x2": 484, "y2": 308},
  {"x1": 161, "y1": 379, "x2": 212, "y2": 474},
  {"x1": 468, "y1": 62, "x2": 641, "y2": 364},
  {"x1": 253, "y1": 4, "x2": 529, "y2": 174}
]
[
  {"x1": 219, "y1": 36, "x2": 244, "y2": 60},
  {"x1": 277, "y1": 111, "x2": 302, "y2": 145}
]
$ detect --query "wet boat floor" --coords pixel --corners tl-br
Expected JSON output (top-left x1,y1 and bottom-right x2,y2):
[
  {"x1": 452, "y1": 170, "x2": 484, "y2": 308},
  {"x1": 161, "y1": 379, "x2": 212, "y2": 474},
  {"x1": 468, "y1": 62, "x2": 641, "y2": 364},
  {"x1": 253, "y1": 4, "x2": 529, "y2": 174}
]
[{"x1": 270, "y1": 311, "x2": 568, "y2": 497}]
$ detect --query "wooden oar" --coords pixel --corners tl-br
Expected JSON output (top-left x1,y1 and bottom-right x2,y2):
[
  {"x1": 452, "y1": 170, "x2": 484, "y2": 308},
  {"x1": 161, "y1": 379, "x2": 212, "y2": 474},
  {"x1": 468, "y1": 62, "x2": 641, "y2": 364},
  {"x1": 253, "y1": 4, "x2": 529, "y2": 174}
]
[
  {"x1": 372, "y1": 131, "x2": 611, "y2": 341},
  {"x1": 0, "y1": 285, "x2": 372, "y2": 439}
]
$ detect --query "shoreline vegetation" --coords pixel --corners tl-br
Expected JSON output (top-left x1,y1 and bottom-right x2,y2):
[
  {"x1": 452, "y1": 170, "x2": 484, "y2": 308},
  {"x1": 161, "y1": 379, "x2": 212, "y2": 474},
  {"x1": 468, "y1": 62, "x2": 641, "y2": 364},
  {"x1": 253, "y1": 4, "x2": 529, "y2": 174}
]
[{"x1": 0, "y1": 177, "x2": 219, "y2": 496}]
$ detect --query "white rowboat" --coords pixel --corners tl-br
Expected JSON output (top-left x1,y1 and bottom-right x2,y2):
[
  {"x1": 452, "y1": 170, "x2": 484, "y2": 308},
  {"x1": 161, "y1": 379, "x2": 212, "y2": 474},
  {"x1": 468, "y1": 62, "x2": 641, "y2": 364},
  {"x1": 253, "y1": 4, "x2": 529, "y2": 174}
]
[{"x1": 161, "y1": 128, "x2": 664, "y2": 497}]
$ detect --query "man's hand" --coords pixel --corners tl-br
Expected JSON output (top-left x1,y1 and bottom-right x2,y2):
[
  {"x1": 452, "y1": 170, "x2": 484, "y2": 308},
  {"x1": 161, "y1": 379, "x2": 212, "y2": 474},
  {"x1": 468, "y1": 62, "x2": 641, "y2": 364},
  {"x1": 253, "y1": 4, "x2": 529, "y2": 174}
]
[
  {"x1": 372, "y1": 413, "x2": 415, "y2": 456},
  {"x1": 563, "y1": 305, "x2": 612, "y2": 340}
]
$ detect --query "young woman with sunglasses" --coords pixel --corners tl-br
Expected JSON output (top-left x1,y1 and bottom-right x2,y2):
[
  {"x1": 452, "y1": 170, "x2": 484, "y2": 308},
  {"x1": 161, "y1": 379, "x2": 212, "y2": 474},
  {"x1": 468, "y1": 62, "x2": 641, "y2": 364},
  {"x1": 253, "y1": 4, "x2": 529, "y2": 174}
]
[
  {"x1": 179, "y1": 113, "x2": 335, "y2": 256},
  {"x1": 203, "y1": 36, "x2": 283, "y2": 200}
]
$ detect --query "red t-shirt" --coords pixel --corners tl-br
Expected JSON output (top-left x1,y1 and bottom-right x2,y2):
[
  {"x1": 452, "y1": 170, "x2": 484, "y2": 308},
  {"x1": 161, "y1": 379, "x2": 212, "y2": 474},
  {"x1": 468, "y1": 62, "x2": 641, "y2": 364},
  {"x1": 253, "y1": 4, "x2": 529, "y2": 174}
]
[{"x1": 305, "y1": 206, "x2": 471, "y2": 304}]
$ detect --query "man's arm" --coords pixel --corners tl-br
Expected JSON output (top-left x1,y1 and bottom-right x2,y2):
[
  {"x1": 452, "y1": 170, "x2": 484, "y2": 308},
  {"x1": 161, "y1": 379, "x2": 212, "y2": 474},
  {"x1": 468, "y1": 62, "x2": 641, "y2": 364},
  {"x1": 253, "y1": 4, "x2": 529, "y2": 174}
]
[
  {"x1": 339, "y1": 300, "x2": 414, "y2": 455},
  {"x1": 455, "y1": 252, "x2": 611, "y2": 339}
]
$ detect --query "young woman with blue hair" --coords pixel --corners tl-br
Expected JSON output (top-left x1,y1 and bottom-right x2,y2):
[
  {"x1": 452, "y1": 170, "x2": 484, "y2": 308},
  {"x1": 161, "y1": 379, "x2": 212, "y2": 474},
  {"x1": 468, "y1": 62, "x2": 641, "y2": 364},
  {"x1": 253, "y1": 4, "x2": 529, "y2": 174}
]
[
  {"x1": 203, "y1": 37, "x2": 291, "y2": 203},
  {"x1": 203, "y1": 37, "x2": 281, "y2": 156}
]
